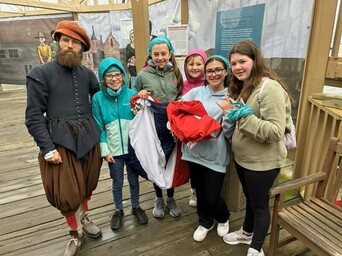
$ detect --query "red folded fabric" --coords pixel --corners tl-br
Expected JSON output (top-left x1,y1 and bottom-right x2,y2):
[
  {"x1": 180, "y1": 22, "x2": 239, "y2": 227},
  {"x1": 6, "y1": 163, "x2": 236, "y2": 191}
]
[{"x1": 166, "y1": 100, "x2": 222, "y2": 144}]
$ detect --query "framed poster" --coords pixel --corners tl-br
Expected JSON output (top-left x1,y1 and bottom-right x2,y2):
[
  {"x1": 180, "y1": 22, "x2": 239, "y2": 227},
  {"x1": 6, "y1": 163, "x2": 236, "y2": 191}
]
[{"x1": 167, "y1": 25, "x2": 189, "y2": 56}]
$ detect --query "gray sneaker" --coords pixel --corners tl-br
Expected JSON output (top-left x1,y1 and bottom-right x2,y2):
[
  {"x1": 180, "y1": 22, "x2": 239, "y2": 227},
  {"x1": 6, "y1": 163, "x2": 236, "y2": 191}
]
[
  {"x1": 223, "y1": 228, "x2": 253, "y2": 245},
  {"x1": 166, "y1": 197, "x2": 181, "y2": 217},
  {"x1": 153, "y1": 197, "x2": 165, "y2": 218}
]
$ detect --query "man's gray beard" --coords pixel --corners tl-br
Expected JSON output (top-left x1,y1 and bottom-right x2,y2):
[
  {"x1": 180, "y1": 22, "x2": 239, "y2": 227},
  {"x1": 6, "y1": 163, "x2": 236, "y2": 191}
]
[{"x1": 57, "y1": 48, "x2": 83, "y2": 68}]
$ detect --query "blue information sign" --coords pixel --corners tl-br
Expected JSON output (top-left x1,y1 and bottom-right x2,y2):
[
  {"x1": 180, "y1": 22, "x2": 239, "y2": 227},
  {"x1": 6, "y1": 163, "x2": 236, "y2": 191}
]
[{"x1": 215, "y1": 4, "x2": 265, "y2": 57}]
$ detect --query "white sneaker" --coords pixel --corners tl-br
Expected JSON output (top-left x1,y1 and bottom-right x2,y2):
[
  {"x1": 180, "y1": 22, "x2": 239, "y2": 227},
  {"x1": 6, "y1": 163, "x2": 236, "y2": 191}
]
[
  {"x1": 189, "y1": 190, "x2": 197, "y2": 207},
  {"x1": 217, "y1": 220, "x2": 229, "y2": 237},
  {"x1": 193, "y1": 224, "x2": 214, "y2": 242},
  {"x1": 223, "y1": 228, "x2": 252, "y2": 245},
  {"x1": 247, "y1": 248, "x2": 265, "y2": 256}
]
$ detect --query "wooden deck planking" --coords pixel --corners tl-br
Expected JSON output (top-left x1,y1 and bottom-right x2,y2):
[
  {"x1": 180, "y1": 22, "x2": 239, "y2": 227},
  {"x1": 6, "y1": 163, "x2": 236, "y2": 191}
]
[{"x1": 0, "y1": 89, "x2": 318, "y2": 256}]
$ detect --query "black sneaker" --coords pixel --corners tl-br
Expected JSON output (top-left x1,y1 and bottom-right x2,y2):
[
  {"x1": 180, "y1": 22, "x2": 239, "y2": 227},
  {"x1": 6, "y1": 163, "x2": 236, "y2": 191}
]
[
  {"x1": 132, "y1": 206, "x2": 148, "y2": 224},
  {"x1": 111, "y1": 210, "x2": 124, "y2": 230}
]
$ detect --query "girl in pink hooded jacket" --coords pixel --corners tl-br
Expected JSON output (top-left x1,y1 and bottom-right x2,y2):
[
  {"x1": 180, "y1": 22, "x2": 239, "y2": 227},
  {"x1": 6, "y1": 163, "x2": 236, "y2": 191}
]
[
  {"x1": 181, "y1": 49, "x2": 208, "y2": 207},
  {"x1": 182, "y1": 49, "x2": 208, "y2": 95}
]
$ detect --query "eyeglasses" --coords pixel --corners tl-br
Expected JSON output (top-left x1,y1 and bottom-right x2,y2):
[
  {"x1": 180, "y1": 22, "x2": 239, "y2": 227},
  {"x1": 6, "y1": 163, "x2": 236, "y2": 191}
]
[
  {"x1": 105, "y1": 73, "x2": 123, "y2": 80},
  {"x1": 205, "y1": 68, "x2": 225, "y2": 76}
]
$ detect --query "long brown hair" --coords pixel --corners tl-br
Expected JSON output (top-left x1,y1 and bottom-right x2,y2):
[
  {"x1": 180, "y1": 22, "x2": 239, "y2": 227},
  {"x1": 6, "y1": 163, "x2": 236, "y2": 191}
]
[{"x1": 228, "y1": 40, "x2": 288, "y2": 101}]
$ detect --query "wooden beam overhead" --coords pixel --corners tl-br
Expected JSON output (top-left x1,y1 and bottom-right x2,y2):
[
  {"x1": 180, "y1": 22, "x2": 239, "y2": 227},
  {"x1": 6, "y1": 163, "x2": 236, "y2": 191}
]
[
  {"x1": 0, "y1": 11, "x2": 25, "y2": 18},
  {"x1": 0, "y1": 0, "x2": 75, "y2": 12},
  {"x1": 0, "y1": 9, "x2": 68, "y2": 17},
  {"x1": 78, "y1": 3, "x2": 132, "y2": 13},
  {"x1": 0, "y1": 0, "x2": 165, "y2": 18},
  {"x1": 0, "y1": 10, "x2": 25, "y2": 15}
]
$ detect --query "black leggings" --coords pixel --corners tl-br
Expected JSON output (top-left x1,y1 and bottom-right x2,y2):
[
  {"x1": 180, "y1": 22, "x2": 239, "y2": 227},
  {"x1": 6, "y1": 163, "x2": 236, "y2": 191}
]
[
  {"x1": 189, "y1": 162, "x2": 230, "y2": 228},
  {"x1": 235, "y1": 161, "x2": 280, "y2": 252},
  {"x1": 153, "y1": 183, "x2": 174, "y2": 198}
]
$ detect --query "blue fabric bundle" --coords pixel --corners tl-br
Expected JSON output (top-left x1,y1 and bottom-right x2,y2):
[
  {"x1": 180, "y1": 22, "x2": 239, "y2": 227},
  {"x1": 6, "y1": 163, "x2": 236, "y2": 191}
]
[{"x1": 227, "y1": 101, "x2": 253, "y2": 122}]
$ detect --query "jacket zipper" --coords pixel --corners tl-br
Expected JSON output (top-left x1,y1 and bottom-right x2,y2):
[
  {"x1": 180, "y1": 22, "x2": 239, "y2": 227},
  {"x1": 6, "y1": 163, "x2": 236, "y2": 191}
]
[{"x1": 115, "y1": 98, "x2": 125, "y2": 155}]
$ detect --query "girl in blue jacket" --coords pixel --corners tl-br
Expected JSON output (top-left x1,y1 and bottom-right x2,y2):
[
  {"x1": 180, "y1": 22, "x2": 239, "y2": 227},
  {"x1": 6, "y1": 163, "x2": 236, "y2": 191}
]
[{"x1": 92, "y1": 57, "x2": 148, "y2": 231}]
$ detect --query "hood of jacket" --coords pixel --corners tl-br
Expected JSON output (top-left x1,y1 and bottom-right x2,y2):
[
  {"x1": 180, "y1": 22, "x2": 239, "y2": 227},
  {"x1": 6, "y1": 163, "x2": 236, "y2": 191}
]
[
  {"x1": 98, "y1": 57, "x2": 128, "y2": 98},
  {"x1": 184, "y1": 49, "x2": 207, "y2": 82}
]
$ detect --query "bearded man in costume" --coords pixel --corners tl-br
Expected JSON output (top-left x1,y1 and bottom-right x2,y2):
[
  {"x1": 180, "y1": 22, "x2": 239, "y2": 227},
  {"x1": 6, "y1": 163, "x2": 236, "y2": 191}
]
[{"x1": 25, "y1": 20, "x2": 102, "y2": 256}]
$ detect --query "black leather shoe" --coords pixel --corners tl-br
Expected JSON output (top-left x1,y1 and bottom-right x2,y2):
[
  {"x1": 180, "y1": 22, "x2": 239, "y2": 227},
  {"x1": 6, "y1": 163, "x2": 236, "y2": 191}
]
[
  {"x1": 111, "y1": 210, "x2": 124, "y2": 230},
  {"x1": 132, "y1": 206, "x2": 148, "y2": 224}
]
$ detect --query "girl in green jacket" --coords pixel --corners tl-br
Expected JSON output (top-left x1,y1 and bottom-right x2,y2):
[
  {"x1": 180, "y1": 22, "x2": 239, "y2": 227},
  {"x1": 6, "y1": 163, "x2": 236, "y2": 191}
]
[{"x1": 135, "y1": 36, "x2": 183, "y2": 219}]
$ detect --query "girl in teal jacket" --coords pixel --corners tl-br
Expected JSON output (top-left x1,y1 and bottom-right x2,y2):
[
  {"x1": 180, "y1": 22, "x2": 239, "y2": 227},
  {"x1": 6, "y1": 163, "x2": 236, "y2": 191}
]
[{"x1": 92, "y1": 57, "x2": 148, "y2": 231}]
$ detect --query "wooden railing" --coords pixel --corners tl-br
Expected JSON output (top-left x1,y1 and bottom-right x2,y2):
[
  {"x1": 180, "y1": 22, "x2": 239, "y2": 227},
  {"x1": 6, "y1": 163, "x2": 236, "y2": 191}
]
[{"x1": 294, "y1": 97, "x2": 342, "y2": 199}]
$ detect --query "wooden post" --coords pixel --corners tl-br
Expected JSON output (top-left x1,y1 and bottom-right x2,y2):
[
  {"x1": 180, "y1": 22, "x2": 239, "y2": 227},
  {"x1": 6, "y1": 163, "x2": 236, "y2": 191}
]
[
  {"x1": 181, "y1": 0, "x2": 188, "y2": 24},
  {"x1": 131, "y1": 0, "x2": 150, "y2": 72},
  {"x1": 294, "y1": 0, "x2": 338, "y2": 182},
  {"x1": 224, "y1": 162, "x2": 245, "y2": 211},
  {"x1": 331, "y1": 1, "x2": 342, "y2": 58},
  {"x1": 72, "y1": 0, "x2": 79, "y2": 20}
]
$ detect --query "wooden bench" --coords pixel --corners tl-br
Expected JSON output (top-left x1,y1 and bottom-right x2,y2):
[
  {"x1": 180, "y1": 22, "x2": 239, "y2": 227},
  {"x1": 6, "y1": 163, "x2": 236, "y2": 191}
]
[{"x1": 268, "y1": 137, "x2": 342, "y2": 256}]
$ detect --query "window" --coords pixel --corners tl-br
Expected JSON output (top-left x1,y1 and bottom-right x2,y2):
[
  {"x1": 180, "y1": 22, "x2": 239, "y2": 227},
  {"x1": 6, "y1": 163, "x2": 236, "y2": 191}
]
[
  {"x1": 8, "y1": 49, "x2": 19, "y2": 58},
  {"x1": 0, "y1": 50, "x2": 6, "y2": 58}
]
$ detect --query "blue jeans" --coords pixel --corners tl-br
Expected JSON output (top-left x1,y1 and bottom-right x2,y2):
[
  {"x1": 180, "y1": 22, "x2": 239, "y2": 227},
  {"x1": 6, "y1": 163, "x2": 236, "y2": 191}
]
[{"x1": 108, "y1": 155, "x2": 139, "y2": 209}]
